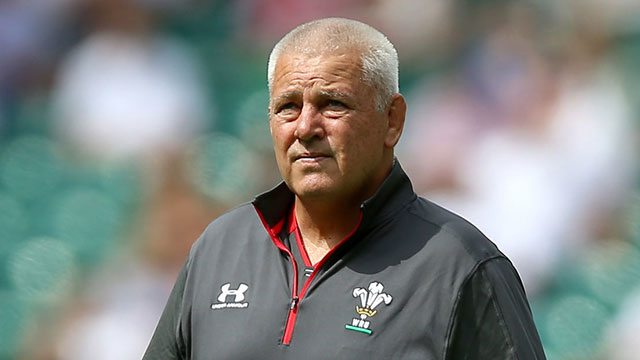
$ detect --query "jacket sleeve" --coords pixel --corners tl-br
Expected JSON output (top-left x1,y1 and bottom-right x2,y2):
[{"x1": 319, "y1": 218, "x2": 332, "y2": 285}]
[
  {"x1": 142, "y1": 259, "x2": 191, "y2": 360},
  {"x1": 445, "y1": 257, "x2": 546, "y2": 360}
]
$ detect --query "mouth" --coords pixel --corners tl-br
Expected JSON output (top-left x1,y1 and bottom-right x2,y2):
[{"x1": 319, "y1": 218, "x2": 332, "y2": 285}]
[{"x1": 294, "y1": 152, "x2": 331, "y2": 163}]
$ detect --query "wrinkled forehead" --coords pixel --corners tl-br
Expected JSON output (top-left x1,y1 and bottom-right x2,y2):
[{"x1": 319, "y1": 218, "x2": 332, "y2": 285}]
[
  {"x1": 270, "y1": 50, "x2": 366, "y2": 93},
  {"x1": 278, "y1": 34, "x2": 366, "y2": 68}
]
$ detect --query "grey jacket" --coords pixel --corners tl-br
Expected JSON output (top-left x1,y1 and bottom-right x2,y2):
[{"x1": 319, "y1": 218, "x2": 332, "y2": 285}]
[{"x1": 143, "y1": 161, "x2": 546, "y2": 359}]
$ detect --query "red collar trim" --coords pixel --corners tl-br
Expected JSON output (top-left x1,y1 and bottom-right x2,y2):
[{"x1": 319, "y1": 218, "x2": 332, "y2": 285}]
[
  {"x1": 288, "y1": 204, "x2": 363, "y2": 267},
  {"x1": 288, "y1": 204, "x2": 313, "y2": 267}
]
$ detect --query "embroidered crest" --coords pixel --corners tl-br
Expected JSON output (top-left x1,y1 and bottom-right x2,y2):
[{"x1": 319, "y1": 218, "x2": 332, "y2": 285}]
[{"x1": 345, "y1": 281, "x2": 392, "y2": 335}]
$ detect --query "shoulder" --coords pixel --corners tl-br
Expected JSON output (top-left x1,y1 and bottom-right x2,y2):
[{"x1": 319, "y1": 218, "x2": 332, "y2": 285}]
[
  {"x1": 203, "y1": 202, "x2": 258, "y2": 234},
  {"x1": 187, "y1": 202, "x2": 264, "y2": 261},
  {"x1": 406, "y1": 196, "x2": 505, "y2": 266}
]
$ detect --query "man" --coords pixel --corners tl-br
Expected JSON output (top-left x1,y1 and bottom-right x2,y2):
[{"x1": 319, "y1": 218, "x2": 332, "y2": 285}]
[{"x1": 143, "y1": 18, "x2": 546, "y2": 359}]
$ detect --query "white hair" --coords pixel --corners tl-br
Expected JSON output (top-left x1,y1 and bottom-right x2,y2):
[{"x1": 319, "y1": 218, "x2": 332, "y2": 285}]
[{"x1": 267, "y1": 18, "x2": 399, "y2": 112}]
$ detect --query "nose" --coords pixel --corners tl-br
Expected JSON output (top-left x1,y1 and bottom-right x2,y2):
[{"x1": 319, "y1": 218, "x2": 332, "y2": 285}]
[{"x1": 294, "y1": 104, "x2": 325, "y2": 142}]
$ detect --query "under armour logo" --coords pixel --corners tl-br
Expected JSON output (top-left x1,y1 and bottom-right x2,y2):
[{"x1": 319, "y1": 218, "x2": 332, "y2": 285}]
[
  {"x1": 217, "y1": 283, "x2": 249, "y2": 303},
  {"x1": 211, "y1": 283, "x2": 250, "y2": 310}
]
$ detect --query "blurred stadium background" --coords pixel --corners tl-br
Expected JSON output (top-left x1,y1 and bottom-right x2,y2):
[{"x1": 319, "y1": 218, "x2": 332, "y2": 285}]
[{"x1": 0, "y1": 0, "x2": 638, "y2": 359}]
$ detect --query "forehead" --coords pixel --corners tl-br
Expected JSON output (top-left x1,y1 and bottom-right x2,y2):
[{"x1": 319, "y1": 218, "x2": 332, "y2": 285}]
[{"x1": 271, "y1": 51, "x2": 365, "y2": 94}]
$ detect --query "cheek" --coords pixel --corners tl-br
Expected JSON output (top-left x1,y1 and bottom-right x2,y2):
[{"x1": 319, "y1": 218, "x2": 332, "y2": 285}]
[
  {"x1": 342, "y1": 121, "x2": 382, "y2": 153},
  {"x1": 271, "y1": 124, "x2": 292, "y2": 150},
  {"x1": 271, "y1": 126, "x2": 297, "y2": 170},
  {"x1": 272, "y1": 133, "x2": 284, "y2": 151},
  {"x1": 349, "y1": 128, "x2": 386, "y2": 169}
]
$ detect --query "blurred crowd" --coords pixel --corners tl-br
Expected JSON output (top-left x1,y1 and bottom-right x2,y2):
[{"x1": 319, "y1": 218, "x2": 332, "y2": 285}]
[{"x1": 0, "y1": 0, "x2": 638, "y2": 359}]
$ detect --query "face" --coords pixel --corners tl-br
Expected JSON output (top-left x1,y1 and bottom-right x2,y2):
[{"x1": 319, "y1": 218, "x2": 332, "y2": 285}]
[{"x1": 269, "y1": 51, "x2": 400, "y2": 204}]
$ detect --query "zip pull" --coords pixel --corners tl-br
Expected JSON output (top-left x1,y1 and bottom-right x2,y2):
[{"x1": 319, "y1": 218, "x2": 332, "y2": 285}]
[{"x1": 290, "y1": 296, "x2": 299, "y2": 310}]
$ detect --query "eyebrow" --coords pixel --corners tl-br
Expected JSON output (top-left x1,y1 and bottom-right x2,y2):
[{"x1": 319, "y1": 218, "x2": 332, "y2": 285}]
[
  {"x1": 318, "y1": 90, "x2": 352, "y2": 101},
  {"x1": 271, "y1": 89, "x2": 354, "y2": 107},
  {"x1": 271, "y1": 91, "x2": 301, "y2": 106}
]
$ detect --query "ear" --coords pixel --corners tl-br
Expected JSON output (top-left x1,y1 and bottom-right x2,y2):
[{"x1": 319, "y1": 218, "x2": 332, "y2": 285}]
[{"x1": 384, "y1": 94, "x2": 406, "y2": 148}]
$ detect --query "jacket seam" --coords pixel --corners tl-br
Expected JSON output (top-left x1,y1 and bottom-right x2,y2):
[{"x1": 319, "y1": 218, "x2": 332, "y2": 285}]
[
  {"x1": 441, "y1": 255, "x2": 504, "y2": 359},
  {"x1": 484, "y1": 260, "x2": 520, "y2": 360}
]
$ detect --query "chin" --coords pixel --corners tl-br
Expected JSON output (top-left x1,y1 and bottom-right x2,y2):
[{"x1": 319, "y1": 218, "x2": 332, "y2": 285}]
[
  {"x1": 291, "y1": 178, "x2": 339, "y2": 200},
  {"x1": 294, "y1": 185, "x2": 334, "y2": 200}
]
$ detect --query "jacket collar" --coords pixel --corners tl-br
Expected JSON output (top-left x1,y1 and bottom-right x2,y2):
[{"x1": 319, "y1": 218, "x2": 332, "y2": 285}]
[{"x1": 252, "y1": 159, "x2": 417, "y2": 233}]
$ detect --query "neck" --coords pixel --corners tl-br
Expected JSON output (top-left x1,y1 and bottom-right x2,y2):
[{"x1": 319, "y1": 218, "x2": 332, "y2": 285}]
[{"x1": 294, "y1": 197, "x2": 361, "y2": 264}]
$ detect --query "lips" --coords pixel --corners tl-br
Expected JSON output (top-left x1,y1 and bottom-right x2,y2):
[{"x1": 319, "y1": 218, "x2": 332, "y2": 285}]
[{"x1": 294, "y1": 152, "x2": 330, "y2": 162}]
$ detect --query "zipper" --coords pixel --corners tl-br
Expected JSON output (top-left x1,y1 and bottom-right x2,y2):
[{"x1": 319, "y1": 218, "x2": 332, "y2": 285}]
[
  {"x1": 281, "y1": 247, "x2": 299, "y2": 344},
  {"x1": 254, "y1": 206, "x2": 301, "y2": 345},
  {"x1": 281, "y1": 210, "x2": 364, "y2": 344},
  {"x1": 290, "y1": 296, "x2": 299, "y2": 309},
  {"x1": 255, "y1": 205, "x2": 363, "y2": 345}
]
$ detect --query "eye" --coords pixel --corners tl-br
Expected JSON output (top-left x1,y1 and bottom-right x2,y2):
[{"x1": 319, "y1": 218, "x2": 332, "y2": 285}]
[
  {"x1": 277, "y1": 102, "x2": 297, "y2": 112},
  {"x1": 326, "y1": 100, "x2": 346, "y2": 108},
  {"x1": 275, "y1": 102, "x2": 300, "y2": 120},
  {"x1": 322, "y1": 99, "x2": 349, "y2": 117}
]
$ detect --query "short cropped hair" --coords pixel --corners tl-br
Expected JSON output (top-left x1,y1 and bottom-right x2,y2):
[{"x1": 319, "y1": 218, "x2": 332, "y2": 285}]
[{"x1": 267, "y1": 18, "x2": 399, "y2": 112}]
